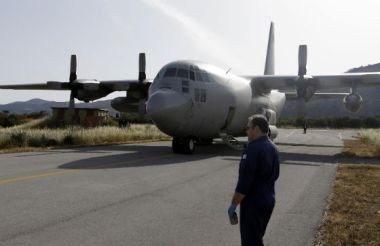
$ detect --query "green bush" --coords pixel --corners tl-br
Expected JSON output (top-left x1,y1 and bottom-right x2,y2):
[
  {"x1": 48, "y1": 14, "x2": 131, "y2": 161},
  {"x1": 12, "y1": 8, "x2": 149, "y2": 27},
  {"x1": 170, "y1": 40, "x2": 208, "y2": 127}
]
[
  {"x1": 28, "y1": 134, "x2": 58, "y2": 147},
  {"x1": 62, "y1": 134, "x2": 76, "y2": 145},
  {"x1": 10, "y1": 132, "x2": 26, "y2": 147}
]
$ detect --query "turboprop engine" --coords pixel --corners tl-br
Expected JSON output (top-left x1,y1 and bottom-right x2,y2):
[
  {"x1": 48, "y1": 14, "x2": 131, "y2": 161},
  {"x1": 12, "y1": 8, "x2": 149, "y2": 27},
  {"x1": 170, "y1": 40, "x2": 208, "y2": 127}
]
[
  {"x1": 269, "y1": 125, "x2": 278, "y2": 140},
  {"x1": 111, "y1": 97, "x2": 140, "y2": 113},
  {"x1": 343, "y1": 93, "x2": 363, "y2": 113}
]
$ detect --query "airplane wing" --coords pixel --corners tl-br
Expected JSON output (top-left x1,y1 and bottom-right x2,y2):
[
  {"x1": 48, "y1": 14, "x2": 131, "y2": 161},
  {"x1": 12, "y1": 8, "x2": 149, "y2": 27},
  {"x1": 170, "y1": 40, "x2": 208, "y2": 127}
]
[
  {"x1": 284, "y1": 92, "x2": 349, "y2": 100},
  {"x1": 99, "y1": 80, "x2": 152, "y2": 91},
  {"x1": 0, "y1": 53, "x2": 152, "y2": 107},
  {"x1": 0, "y1": 83, "x2": 67, "y2": 90},
  {"x1": 249, "y1": 72, "x2": 380, "y2": 90},
  {"x1": 0, "y1": 80, "x2": 152, "y2": 91}
]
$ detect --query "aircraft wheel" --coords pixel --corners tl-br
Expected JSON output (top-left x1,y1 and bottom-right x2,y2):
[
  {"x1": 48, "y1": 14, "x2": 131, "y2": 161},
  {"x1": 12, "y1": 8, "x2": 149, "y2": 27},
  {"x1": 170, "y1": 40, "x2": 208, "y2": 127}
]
[
  {"x1": 196, "y1": 138, "x2": 213, "y2": 145},
  {"x1": 172, "y1": 137, "x2": 182, "y2": 154},
  {"x1": 182, "y1": 137, "x2": 195, "y2": 155}
]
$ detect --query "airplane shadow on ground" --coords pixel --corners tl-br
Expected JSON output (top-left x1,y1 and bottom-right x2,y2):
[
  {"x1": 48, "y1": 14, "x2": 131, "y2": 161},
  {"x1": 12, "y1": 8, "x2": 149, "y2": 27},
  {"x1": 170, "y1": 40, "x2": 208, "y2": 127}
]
[
  {"x1": 58, "y1": 141, "x2": 380, "y2": 170},
  {"x1": 59, "y1": 143, "x2": 242, "y2": 170},
  {"x1": 276, "y1": 142, "x2": 342, "y2": 148}
]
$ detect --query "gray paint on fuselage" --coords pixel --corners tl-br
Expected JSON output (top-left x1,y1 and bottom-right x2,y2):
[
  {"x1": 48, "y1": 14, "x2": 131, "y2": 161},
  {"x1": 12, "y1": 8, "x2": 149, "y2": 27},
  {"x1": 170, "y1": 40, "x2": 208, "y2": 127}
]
[{"x1": 147, "y1": 60, "x2": 286, "y2": 139}]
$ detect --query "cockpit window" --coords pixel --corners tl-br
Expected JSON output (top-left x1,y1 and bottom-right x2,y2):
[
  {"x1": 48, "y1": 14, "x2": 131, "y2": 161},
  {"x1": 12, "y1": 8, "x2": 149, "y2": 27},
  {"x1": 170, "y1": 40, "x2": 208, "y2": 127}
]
[
  {"x1": 202, "y1": 71, "x2": 210, "y2": 82},
  {"x1": 189, "y1": 70, "x2": 195, "y2": 80},
  {"x1": 164, "y1": 68, "x2": 177, "y2": 77},
  {"x1": 177, "y1": 69, "x2": 189, "y2": 79},
  {"x1": 195, "y1": 72, "x2": 203, "y2": 81}
]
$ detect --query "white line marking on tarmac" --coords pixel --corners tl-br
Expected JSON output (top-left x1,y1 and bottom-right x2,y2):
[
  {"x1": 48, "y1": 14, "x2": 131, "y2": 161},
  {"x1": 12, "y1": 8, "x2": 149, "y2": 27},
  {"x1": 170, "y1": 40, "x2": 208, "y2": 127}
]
[{"x1": 285, "y1": 130, "x2": 296, "y2": 138}]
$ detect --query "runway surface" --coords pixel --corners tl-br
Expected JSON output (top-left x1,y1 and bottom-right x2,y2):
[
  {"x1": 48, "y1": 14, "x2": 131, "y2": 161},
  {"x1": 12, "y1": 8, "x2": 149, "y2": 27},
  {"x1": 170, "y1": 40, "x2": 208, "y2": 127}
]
[{"x1": 0, "y1": 129, "x2": 372, "y2": 246}]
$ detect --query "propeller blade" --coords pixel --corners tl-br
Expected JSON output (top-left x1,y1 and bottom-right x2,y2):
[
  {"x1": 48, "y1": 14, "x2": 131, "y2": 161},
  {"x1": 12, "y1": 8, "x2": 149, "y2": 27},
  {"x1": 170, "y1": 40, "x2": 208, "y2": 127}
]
[
  {"x1": 69, "y1": 54, "x2": 77, "y2": 82},
  {"x1": 138, "y1": 99, "x2": 146, "y2": 116},
  {"x1": 69, "y1": 91, "x2": 75, "y2": 123},
  {"x1": 138, "y1": 53, "x2": 146, "y2": 82},
  {"x1": 298, "y1": 45, "x2": 307, "y2": 77}
]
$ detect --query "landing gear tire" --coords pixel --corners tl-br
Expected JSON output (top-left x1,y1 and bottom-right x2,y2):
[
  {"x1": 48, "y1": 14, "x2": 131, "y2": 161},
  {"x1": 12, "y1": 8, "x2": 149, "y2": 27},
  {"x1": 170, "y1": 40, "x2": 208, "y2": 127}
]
[
  {"x1": 172, "y1": 137, "x2": 195, "y2": 154},
  {"x1": 196, "y1": 138, "x2": 213, "y2": 146},
  {"x1": 182, "y1": 137, "x2": 195, "y2": 155}
]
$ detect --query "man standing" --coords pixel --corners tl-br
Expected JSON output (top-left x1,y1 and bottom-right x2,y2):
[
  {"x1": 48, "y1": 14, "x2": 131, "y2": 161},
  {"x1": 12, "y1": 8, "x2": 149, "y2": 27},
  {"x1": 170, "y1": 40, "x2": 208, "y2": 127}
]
[{"x1": 228, "y1": 114, "x2": 280, "y2": 246}]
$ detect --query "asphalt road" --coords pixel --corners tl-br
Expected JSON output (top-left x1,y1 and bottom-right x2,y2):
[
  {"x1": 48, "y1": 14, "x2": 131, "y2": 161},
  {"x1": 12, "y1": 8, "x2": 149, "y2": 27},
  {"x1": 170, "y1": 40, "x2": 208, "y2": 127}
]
[{"x1": 0, "y1": 129, "x2": 370, "y2": 246}]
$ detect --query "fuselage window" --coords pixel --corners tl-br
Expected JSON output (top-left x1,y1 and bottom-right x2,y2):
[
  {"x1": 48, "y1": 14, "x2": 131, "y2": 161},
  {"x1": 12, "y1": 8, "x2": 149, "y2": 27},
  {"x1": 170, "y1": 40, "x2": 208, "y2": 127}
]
[
  {"x1": 164, "y1": 68, "x2": 177, "y2": 77},
  {"x1": 189, "y1": 70, "x2": 195, "y2": 80},
  {"x1": 195, "y1": 72, "x2": 203, "y2": 81},
  {"x1": 177, "y1": 69, "x2": 189, "y2": 79},
  {"x1": 182, "y1": 80, "x2": 189, "y2": 87},
  {"x1": 182, "y1": 80, "x2": 189, "y2": 93},
  {"x1": 194, "y1": 88, "x2": 200, "y2": 102},
  {"x1": 200, "y1": 89, "x2": 207, "y2": 102},
  {"x1": 194, "y1": 66, "x2": 203, "y2": 82}
]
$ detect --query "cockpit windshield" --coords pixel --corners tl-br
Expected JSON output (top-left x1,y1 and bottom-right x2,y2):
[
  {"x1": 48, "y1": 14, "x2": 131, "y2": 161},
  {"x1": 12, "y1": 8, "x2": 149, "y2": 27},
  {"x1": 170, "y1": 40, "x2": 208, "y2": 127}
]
[
  {"x1": 163, "y1": 68, "x2": 177, "y2": 77},
  {"x1": 163, "y1": 64, "x2": 214, "y2": 82}
]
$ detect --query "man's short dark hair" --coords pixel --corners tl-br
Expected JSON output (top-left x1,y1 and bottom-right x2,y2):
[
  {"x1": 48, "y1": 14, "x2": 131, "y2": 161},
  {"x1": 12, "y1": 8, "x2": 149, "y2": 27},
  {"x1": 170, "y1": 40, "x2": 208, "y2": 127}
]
[{"x1": 249, "y1": 114, "x2": 269, "y2": 134}]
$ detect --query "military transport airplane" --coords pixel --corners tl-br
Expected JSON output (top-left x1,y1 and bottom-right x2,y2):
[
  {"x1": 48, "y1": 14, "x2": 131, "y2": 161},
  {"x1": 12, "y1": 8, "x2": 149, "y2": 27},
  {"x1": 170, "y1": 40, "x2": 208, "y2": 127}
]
[{"x1": 1, "y1": 22, "x2": 380, "y2": 154}]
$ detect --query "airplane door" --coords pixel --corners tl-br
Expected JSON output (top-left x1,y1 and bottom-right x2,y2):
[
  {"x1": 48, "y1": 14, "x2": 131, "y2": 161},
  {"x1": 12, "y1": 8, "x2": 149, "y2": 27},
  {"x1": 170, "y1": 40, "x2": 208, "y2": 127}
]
[{"x1": 220, "y1": 106, "x2": 236, "y2": 131}]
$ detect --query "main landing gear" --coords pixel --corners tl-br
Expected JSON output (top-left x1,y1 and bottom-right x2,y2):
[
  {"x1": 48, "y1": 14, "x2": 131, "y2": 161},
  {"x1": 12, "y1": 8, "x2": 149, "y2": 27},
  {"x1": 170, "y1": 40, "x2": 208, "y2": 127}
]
[{"x1": 172, "y1": 137, "x2": 195, "y2": 154}]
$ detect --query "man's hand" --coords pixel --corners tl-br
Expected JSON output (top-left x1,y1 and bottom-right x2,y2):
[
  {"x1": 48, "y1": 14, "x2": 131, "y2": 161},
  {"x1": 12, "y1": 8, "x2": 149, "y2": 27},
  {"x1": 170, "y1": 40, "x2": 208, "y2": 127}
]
[{"x1": 228, "y1": 203, "x2": 238, "y2": 225}]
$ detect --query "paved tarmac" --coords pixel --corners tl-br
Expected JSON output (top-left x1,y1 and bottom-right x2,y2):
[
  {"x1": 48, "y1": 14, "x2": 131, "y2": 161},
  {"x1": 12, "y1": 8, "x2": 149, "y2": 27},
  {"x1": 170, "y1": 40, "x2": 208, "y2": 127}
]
[{"x1": 0, "y1": 129, "x2": 376, "y2": 246}]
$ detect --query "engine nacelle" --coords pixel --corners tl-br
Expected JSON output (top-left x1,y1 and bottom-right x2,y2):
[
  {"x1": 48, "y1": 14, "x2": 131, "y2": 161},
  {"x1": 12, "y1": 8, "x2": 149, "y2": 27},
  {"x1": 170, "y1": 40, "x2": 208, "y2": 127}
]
[
  {"x1": 76, "y1": 89, "x2": 109, "y2": 102},
  {"x1": 111, "y1": 97, "x2": 140, "y2": 113},
  {"x1": 343, "y1": 93, "x2": 363, "y2": 113},
  {"x1": 268, "y1": 125, "x2": 278, "y2": 140}
]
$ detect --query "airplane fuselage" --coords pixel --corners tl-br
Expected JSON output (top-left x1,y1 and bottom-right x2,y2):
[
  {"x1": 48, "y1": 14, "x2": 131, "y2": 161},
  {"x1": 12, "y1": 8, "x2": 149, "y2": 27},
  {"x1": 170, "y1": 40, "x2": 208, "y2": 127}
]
[{"x1": 146, "y1": 60, "x2": 286, "y2": 139}]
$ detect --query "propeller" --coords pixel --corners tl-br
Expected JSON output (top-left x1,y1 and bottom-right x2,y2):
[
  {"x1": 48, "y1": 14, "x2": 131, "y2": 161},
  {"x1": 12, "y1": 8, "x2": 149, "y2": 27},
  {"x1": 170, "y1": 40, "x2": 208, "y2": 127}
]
[
  {"x1": 296, "y1": 45, "x2": 308, "y2": 122},
  {"x1": 138, "y1": 53, "x2": 147, "y2": 116},
  {"x1": 298, "y1": 45, "x2": 307, "y2": 78},
  {"x1": 138, "y1": 53, "x2": 146, "y2": 82},
  {"x1": 68, "y1": 54, "x2": 78, "y2": 124}
]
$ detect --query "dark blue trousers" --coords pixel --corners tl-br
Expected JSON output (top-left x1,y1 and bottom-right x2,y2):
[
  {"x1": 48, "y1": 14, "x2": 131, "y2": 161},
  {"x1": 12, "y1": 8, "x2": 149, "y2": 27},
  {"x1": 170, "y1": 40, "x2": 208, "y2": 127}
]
[{"x1": 240, "y1": 201, "x2": 274, "y2": 246}]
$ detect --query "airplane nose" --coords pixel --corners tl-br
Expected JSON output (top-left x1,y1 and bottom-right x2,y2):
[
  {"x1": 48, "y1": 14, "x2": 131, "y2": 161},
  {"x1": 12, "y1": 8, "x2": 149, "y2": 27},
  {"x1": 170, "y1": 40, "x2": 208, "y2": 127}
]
[{"x1": 146, "y1": 89, "x2": 192, "y2": 133}]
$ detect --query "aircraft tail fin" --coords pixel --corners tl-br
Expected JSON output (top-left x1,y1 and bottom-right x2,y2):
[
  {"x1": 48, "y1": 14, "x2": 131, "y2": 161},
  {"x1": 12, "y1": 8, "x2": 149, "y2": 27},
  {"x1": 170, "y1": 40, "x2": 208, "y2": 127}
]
[{"x1": 264, "y1": 22, "x2": 275, "y2": 75}]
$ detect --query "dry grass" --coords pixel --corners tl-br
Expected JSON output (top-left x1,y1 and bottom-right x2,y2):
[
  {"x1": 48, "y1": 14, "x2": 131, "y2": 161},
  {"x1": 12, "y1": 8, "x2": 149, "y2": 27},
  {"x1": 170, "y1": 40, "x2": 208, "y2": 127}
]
[
  {"x1": 359, "y1": 129, "x2": 380, "y2": 149},
  {"x1": 339, "y1": 129, "x2": 380, "y2": 158},
  {"x1": 0, "y1": 123, "x2": 171, "y2": 152},
  {"x1": 316, "y1": 165, "x2": 380, "y2": 246}
]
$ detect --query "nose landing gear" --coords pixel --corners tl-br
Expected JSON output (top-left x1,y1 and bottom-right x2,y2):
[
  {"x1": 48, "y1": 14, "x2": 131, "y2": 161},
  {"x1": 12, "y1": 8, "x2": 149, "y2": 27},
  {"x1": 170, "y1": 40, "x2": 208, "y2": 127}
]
[{"x1": 172, "y1": 137, "x2": 195, "y2": 154}]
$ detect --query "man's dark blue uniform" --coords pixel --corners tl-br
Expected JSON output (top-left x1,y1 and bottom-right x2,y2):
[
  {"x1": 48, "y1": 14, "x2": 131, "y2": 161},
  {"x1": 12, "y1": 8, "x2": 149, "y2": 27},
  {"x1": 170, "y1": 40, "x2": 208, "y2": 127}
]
[{"x1": 235, "y1": 136, "x2": 280, "y2": 246}]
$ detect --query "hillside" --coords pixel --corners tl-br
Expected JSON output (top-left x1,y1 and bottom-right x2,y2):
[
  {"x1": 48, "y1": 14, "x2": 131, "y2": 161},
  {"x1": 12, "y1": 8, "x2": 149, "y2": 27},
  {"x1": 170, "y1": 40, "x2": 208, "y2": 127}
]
[{"x1": 0, "y1": 99, "x2": 118, "y2": 116}]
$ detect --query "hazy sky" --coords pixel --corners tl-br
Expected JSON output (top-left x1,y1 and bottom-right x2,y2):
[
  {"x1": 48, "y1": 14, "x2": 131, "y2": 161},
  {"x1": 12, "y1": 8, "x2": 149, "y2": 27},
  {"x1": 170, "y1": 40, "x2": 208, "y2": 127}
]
[{"x1": 1, "y1": 0, "x2": 380, "y2": 104}]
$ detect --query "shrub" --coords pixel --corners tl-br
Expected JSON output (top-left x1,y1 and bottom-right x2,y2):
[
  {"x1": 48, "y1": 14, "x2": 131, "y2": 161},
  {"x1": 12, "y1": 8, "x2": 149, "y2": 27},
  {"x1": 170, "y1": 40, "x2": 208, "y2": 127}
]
[
  {"x1": 28, "y1": 134, "x2": 58, "y2": 147},
  {"x1": 62, "y1": 134, "x2": 76, "y2": 145},
  {"x1": 10, "y1": 132, "x2": 26, "y2": 147}
]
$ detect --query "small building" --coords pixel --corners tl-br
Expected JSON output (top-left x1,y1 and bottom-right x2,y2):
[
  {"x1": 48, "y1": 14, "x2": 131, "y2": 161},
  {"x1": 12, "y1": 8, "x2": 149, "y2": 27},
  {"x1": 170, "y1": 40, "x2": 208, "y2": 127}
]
[{"x1": 51, "y1": 107, "x2": 108, "y2": 127}]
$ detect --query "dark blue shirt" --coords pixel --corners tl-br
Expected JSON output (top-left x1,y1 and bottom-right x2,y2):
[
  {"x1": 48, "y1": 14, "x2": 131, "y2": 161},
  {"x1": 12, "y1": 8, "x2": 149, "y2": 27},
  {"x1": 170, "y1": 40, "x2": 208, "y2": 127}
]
[{"x1": 235, "y1": 136, "x2": 280, "y2": 205}]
